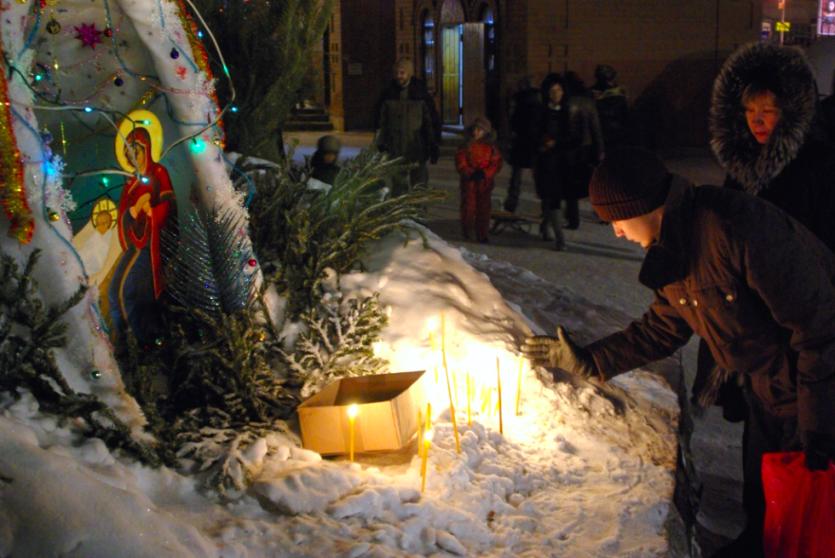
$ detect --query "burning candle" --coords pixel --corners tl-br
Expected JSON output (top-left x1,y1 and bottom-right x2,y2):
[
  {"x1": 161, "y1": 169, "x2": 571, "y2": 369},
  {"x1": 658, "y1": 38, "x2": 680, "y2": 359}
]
[
  {"x1": 421, "y1": 431, "x2": 431, "y2": 492},
  {"x1": 347, "y1": 404, "x2": 359, "y2": 462},
  {"x1": 466, "y1": 371, "x2": 472, "y2": 426},
  {"x1": 496, "y1": 356, "x2": 504, "y2": 435},
  {"x1": 516, "y1": 356, "x2": 524, "y2": 416},
  {"x1": 441, "y1": 320, "x2": 461, "y2": 454}
]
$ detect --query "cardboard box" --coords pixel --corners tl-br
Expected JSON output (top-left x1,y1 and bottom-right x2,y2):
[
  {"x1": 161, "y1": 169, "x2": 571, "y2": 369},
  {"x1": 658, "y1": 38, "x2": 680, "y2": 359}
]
[{"x1": 297, "y1": 371, "x2": 427, "y2": 456}]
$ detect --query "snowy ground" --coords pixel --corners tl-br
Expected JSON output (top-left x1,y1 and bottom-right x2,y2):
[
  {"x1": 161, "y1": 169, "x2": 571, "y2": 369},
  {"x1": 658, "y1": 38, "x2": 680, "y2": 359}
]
[
  {"x1": 1, "y1": 223, "x2": 684, "y2": 557},
  {"x1": 287, "y1": 130, "x2": 745, "y2": 553}
]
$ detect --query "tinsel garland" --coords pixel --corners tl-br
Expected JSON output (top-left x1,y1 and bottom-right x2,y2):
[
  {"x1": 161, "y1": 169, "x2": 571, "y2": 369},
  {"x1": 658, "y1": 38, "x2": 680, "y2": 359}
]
[
  {"x1": 176, "y1": 0, "x2": 226, "y2": 149},
  {"x1": 0, "y1": 45, "x2": 34, "y2": 244}
]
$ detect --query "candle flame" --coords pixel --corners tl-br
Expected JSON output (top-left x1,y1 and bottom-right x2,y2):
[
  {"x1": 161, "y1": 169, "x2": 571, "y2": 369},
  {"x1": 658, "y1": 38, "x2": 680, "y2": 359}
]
[{"x1": 347, "y1": 404, "x2": 359, "y2": 419}]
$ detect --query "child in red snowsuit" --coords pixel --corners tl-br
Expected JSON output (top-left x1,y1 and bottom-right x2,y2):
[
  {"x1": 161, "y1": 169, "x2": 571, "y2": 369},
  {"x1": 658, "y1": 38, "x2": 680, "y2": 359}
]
[{"x1": 455, "y1": 116, "x2": 503, "y2": 242}]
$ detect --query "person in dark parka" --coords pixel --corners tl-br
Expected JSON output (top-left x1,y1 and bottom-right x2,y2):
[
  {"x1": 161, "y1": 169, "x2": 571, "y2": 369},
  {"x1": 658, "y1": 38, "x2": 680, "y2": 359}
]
[
  {"x1": 533, "y1": 73, "x2": 580, "y2": 250},
  {"x1": 503, "y1": 77, "x2": 542, "y2": 213},
  {"x1": 591, "y1": 64, "x2": 631, "y2": 151},
  {"x1": 710, "y1": 42, "x2": 835, "y2": 253},
  {"x1": 374, "y1": 58, "x2": 442, "y2": 196},
  {"x1": 706, "y1": 42, "x2": 835, "y2": 435},
  {"x1": 523, "y1": 148, "x2": 835, "y2": 558},
  {"x1": 563, "y1": 71, "x2": 605, "y2": 229},
  {"x1": 310, "y1": 134, "x2": 342, "y2": 186}
]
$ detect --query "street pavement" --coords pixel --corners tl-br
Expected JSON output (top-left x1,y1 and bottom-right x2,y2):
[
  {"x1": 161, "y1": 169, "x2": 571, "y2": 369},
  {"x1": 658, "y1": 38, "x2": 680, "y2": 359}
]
[{"x1": 286, "y1": 130, "x2": 744, "y2": 554}]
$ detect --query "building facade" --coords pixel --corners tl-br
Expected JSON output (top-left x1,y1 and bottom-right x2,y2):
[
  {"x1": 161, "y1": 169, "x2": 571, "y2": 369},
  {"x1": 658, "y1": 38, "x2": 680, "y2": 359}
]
[{"x1": 323, "y1": 1, "x2": 767, "y2": 146}]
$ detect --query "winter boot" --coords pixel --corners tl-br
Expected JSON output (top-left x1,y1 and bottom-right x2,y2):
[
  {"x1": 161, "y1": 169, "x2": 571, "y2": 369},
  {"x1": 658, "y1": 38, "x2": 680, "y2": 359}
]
[{"x1": 549, "y1": 210, "x2": 566, "y2": 251}]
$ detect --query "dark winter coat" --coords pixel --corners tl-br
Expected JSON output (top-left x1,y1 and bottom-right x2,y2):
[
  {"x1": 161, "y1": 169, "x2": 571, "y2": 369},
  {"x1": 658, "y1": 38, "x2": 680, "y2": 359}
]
[
  {"x1": 565, "y1": 95, "x2": 604, "y2": 199},
  {"x1": 707, "y1": 42, "x2": 835, "y2": 418},
  {"x1": 374, "y1": 78, "x2": 442, "y2": 164},
  {"x1": 586, "y1": 178, "x2": 835, "y2": 445},
  {"x1": 533, "y1": 104, "x2": 581, "y2": 202},
  {"x1": 508, "y1": 87, "x2": 542, "y2": 168},
  {"x1": 592, "y1": 84, "x2": 630, "y2": 149},
  {"x1": 310, "y1": 150, "x2": 340, "y2": 185}
]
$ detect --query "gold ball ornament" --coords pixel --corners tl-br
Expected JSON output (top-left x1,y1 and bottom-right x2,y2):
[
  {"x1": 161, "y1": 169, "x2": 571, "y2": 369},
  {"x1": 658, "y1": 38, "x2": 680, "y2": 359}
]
[
  {"x1": 46, "y1": 17, "x2": 62, "y2": 35},
  {"x1": 48, "y1": 210, "x2": 60, "y2": 221}
]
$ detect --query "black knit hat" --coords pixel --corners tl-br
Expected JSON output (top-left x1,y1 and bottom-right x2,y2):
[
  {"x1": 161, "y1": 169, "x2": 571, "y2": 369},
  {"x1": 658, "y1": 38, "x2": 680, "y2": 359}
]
[{"x1": 589, "y1": 147, "x2": 671, "y2": 222}]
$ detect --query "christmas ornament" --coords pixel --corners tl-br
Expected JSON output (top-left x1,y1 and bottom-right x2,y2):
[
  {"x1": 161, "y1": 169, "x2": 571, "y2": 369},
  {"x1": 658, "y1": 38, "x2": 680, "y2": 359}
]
[
  {"x1": 103, "y1": 27, "x2": 113, "y2": 38},
  {"x1": 114, "y1": 76, "x2": 124, "y2": 87},
  {"x1": 48, "y1": 210, "x2": 60, "y2": 221},
  {"x1": 170, "y1": 48, "x2": 180, "y2": 59},
  {"x1": 46, "y1": 17, "x2": 61, "y2": 35},
  {"x1": 89, "y1": 369, "x2": 102, "y2": 380},
  {"x1": 258, "y1": 331, "x2": 267, "y2": 342},
  {"x1": 154, "y1": 337, "x2": 163, "y2": 347},
  {"x1": 247, "y1": 258, "x2": 257, "y2": 267},
  {"x1": 74, "y1": 23, "x2": 103, "y2": 49}
]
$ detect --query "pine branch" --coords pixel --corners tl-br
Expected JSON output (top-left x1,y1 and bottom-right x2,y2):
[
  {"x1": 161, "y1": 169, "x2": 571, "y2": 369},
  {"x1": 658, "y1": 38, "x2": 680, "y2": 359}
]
[{"x1": 0, "y1": 249, "x2": 161, "y2": 465}]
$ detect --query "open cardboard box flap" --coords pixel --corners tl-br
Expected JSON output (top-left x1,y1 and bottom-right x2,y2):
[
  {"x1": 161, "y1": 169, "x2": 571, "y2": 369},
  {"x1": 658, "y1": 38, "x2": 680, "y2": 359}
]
[{"x1": 297, "y1": 371, "x2": 427, "y2": 456}]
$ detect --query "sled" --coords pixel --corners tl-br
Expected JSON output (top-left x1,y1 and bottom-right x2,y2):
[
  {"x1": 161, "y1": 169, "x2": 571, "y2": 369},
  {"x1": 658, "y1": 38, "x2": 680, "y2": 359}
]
[{"x1": 490, "y1": 210, "x2": 539, "y2": 235}]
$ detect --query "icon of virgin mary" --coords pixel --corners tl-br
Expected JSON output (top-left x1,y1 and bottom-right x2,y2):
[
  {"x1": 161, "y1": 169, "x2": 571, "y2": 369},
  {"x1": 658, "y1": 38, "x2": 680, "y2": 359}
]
[{"x1": 108, "y1": 110, "x2": 176, "y2": 343}]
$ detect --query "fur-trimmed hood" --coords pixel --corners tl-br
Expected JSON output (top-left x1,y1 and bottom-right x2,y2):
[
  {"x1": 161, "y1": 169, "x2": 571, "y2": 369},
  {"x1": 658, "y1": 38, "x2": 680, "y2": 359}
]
[{"x1": 709, "y1": 42, "x2": 817, "y2": 194}]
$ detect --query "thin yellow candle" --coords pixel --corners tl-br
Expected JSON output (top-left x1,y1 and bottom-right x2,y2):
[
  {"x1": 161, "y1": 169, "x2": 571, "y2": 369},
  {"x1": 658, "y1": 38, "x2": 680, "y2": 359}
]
[
  {"x1": 425, "y1": 401, "x2": 432, "y2": 433},
  {"x1": 466, "y1": 371, "x2": 472, "y2": 426},
  {"x1": 441, "y1": 319, "x2": 461, "y2": 453},
  {"x1": 347, "y1": 404, "x2": 359, "y2": 461},
  {"x1": 421, "y1": 432, "x2": 431, "y2": 492},
  {"x1": 429, "y1": 330, "x2": 438, "y2": 383},
  {"x1": 417, "y1": 408, "x2": 424, "y2": 459},
  {"x1": 516, "y1": 356, "x2": 524, "y2": 416},
  {"x1": 496, "y1": 356, "x2": 504, "y2": 435}
]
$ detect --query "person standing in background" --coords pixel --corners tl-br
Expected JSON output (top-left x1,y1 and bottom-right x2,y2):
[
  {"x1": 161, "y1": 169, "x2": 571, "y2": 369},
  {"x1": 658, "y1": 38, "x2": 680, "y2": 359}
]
[
  {"x1": 503, "y1": 77, "x2": 542, "y2": 213},
  {"x1": 591, "y1": 64, "x2": 631, "y2": 152},
  {"x1": 455, "y1": 116, "x2": 502, "y2": 243},
  {"x1": 374, "y1": 58, "x2": 442, "y2": 196}
]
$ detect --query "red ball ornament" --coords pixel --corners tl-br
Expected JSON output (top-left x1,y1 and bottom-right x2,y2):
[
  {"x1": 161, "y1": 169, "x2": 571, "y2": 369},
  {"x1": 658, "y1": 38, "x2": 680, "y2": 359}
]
[
  {"x1": 104, "y1": 27, "x2": 113, "y2": 38},
  {"x1": 248, "y1": 258, "x2": 257, "y2": 267}
]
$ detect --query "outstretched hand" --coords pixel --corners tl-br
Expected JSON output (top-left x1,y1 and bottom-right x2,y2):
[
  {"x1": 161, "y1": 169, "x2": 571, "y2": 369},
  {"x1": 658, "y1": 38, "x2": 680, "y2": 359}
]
[{"x1": 522, "y1": 326, "x2": 598, "y2": 379}]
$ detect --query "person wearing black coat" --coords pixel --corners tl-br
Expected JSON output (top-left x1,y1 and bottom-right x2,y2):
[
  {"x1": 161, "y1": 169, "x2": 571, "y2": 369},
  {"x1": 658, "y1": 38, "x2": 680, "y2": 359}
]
[
  {"x1": 503, "y1": 77, "x2": 542, "y2": 213},
  {"x1": 533, "y1": 73, "x2": 581, "y2": 250},
  {"x1": 374, "y1": 58, "x2": 442, "y2": 196},
  {"x1": 704, "y1": 41, "x2": 835, "y2": 556}
]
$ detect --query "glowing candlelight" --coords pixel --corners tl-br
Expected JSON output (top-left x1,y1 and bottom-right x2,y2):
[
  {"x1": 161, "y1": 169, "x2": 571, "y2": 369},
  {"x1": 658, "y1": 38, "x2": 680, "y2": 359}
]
[
  {"x1": 496, "y1": 356, "x2": 504, "y2": 435},
  {"x1": 429, "y1": 330, "x2": 438, "y2": 383},
  {"x1": 347, "y1": 404, "x2": 359, "y2": 462},
  {"x1": 516, "y1": 356, "x2": 524, "y2": 416},
  {"x1": 421, "y1": 431, "x2": 431, "y2": 492}
]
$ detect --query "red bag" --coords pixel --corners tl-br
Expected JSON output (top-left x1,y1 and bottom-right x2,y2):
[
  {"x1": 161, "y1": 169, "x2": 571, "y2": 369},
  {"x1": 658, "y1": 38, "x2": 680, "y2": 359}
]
[{"x1": 762, "y1": 451, "x2": 835, "y2": 558}]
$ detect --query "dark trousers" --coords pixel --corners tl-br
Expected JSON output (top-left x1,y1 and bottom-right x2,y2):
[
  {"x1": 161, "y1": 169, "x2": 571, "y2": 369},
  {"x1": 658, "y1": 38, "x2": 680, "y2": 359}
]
[
  {"x1": 738, "y1": 386, "x2": 801, "y2": 557},
  {"x1": 504, "y1": 165, "x2": 529, "y2": 213},
  {"x1": 563, "y1": 196, "x2": 580, "y2": 229},
  {"x1": 460, "y1": 182, "x2": 492, "y2": 241}
]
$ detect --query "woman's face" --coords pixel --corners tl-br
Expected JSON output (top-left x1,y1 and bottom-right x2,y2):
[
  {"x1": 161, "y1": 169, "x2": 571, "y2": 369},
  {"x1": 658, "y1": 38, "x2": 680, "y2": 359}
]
[
  {"x1": 125, "y1": 141, "x2": 148, "y2": 172},
  {"x1": 744, "y1": 90, "x2": 781, "y2": 145},
  {"x1": 548, "y1": 83, "x2": 564, "y2": 105}
]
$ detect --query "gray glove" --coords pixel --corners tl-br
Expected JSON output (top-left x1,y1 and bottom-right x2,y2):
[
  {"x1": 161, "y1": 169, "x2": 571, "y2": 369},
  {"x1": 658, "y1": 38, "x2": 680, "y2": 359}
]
[{"x1": 522, "y1": 326, "x2": 598, "y2": 379}]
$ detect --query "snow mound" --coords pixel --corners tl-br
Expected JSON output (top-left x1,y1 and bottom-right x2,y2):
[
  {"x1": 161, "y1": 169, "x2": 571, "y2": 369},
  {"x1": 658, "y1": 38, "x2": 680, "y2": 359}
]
[{"x1": 0, "y1": 228, "x2": 682, "y2": 557}]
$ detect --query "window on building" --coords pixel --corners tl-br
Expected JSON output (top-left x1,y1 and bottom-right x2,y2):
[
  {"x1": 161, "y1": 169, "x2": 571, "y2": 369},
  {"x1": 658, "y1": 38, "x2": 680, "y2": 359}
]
[
  {"x1": 421, "y1": 11, "x2": 436, "y2": 87},
  {"x1": 481, "y1": 5, "x2": 496, "y2": 72},
  {"x1": 820, "y1": 0, "x2": 835, "y2": 36}
]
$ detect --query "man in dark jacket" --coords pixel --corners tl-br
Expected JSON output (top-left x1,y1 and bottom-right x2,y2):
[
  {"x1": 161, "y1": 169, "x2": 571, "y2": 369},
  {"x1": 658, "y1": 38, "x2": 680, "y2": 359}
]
[
  {"x1": 523, "y1": 148, "x2": 835, "y2": 558},
  {"x1": 374, "y1": 58, "x2": 442, "y2": 196}
]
